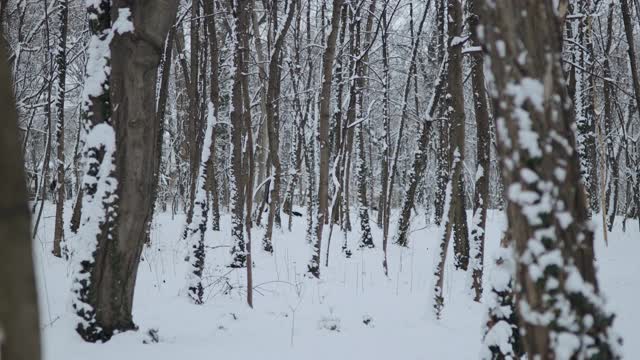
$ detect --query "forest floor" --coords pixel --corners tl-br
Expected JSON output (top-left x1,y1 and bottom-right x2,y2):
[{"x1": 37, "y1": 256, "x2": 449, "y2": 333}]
[{"x1": 34, "y1": 203, "x2": 640, "y2": 359}]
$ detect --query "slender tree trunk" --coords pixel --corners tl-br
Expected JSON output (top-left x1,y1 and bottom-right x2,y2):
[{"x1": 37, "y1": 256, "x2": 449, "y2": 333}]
[
  {"x1": 263, "y1": 1, "x2": 296, "y2": 252},
  {"x1": 184, "y1": 104, "x2": 216, "y2": 305},
  {"x1": 185, "y1": 0, "x2": 202, "y2": 226},
  {"x1": 433, "y1": 0, "x2": 448, "y2": 226},
  {"x1": 229, "y1": 0, "x2": 251, "y2": 268},
  {"x1": 31, "y1": 0, "x2": 54, "y2": 241},
  {"x1": 620, "y1": 0, "x2": 640, "y2": 229},
  {"x1": 570, "y1": 0, "x2": 598, "y2": 216},
  {"x1": 468, "y1": 0, "x2": 489, "y2": 302},
  {"x1": 433, "y1": 149, "x2": 460, "y2": 318},
  {"x1": 250, "y1": 8, "x2": 269, "y2": 223},
  {"x1": 52, "y1": 0, "x2": 68, "y2": 258},
  {"x1": 601, "y1": 4, "x2": 618, "y2": 231},
  {"x1": 380, "y1": 5, "x2": 390, "y2": 274},
  {"x1": 144, "y1": 23, "x2": 175, "y2": 246},
  {"x1": 445, "y1": 0, "x2": 469, "y2": 270},
  {"x1": 383, "y1": 0, "x2": 430, "y2": 250},
  {"x1": 283, "y1": 9, "x2": 306, "y2": 230},
  {"x1": 240, "y1": 0, "x2": 255, "y2": 307},
  {"x1": 330, "y1": 3, "x2": 348, "y2": 227},
  {"x1": 395, "y1": 53, "x2": 447, "y2": 247},
  {"x1": 204, "y1": 0, "x2": 221, "y2": 231},
  {"x1": 309, "y1": 0, "x2": 343, "y2": 278},
  {"x1": 351, "y1": 2, "x2": 373, "y2": 250}
]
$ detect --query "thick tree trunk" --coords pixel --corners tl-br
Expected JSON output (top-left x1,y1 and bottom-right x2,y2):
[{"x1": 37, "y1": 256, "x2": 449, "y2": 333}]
[
  {"x1": 481, "y1": 1, "x2": 620, "y2": 357},
  {"x1": 0, "y1": 40, "x2": 41, "y2": 360},
  {"x1": 73, "y1": 0, "x2": 178, "y2": 342}
]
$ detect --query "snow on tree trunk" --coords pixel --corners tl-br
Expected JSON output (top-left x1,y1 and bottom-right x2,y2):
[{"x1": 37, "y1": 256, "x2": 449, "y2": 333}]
[
  {"x1": 467, "y1": 0, "x2": 490, "y2": 302},
  {"x1": 71, "y1": 1, "x2": 121, "y2": 342},
  {"x1": 445, "y1": 0, "x2": 469, "y2": 271},
  {"x1": 481, "y1": 1, "x2": 621, "y2": 357},
  {"x1": 184, "y1": 103, "x2": 216, "y2": 304},
  {"x1": 395, "y1": 52, "x2": 448, "y2": 248},
  {"x1": 229, "y1": 0, "x2": 248, "y2": 269},
  {"x1": 480, "y1": 240, "x2": 522, "y2": 359},
  {"x1": 432, "y1": 148, "x2": 460, "y2": 319},
  {"x1": 52, "y1": 0, "x2": 69, "y2": 258},
  {"x1": 309, "y1": 0, "x2": 343, "y2": 278}
]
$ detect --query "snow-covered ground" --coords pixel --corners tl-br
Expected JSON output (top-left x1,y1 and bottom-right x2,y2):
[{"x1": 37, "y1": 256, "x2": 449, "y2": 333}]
[{"x1": 33, "y1": 203, "x2": 640, "y2": 359}]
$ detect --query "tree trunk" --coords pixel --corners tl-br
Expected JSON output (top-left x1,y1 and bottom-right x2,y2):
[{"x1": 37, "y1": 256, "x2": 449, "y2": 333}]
[
  {"x1": 395, "y1": 52, "x2": 447, "y2": 247},
  {"x1": 144, "y1": 22, "x2": 175, "y2": 246},
  {"x1": 263, "y1": 1, "x2": 296, "y2": 252},
  {"x1": 601, "y1": 4, "x2": 618, "y2": 231},
  {"x1": 186, "y1": 0, "x2": 202, "y2": 226},
  {"x1": 383, "y1": 0, "x2": 431, "y2": 250},
  {"x1": 620, "y1": 0, "x2": 640, "y2": 229},
  {"x1": 379, "y1": 5, "x2": 390, "y2": 274},
  {"x1": 433, "y1": 0, "x2": 448, "y2": 226},
  {"x1": 468, "y1": 0, "x2": 489, "y2": 302},
  {"x1": 0, "y1": 39, "x2": 42, "y2": 360},
  {"x1": 309, "y1": 0, "x2": 343, "y2": 278},
  {"x1": 204, "y1": 0, "x2": 221, "y2": 232},
  {"x1": 229, "y1": 0, "x2": 251, "y2": 269},
  {"x1": 72, "y1": 0, "x2": 178, "y2": 342},
  {"x1": 52, "y1": 0, "x2": 69, "y2": 258},
  {"x1": 445, "y1": 0, "x2": 469, "y2": 271},
  {"x1": 31, "y1": 0, "x2": 54, "y2": 241},
  {"x1": 481, "y1": 1, "x2": 620, "y2": 357}
]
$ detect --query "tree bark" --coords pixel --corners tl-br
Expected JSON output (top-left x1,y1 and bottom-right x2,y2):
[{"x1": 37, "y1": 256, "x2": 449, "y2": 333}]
[
  {"x1": 433, "y1": 0, "x2": 448, "y2": 226},
  {"x1": 445, "y1": 0, "x2": 469, "y2": 271},
  {"x1": 602, "y1": 3, "x2": 617, "y2": 232},
  {"x1": 263, "y1": 1, "x2": 296, "y2": 252},
  {"x1": 309, "y1": 0, "x2": 343, "y2": 278},
  {"x1": 383, "y1": 0, "x2": 430, "y2": 250},
  {"x1": 395, "y1": 52, "x2": 447, "y2": 248},
  {"x1": 468, "y1": 0, "x2": 489, "y2": 301},
  {"x1": 229, "y1": 0, "x2": 252, "y2": 268},
  {"x1": 0, "y1": 38, "x2": 41, "y2": 360},
  {"x1": 481, "y1": 1, "x2": 620, "y2": 357},
  {"x1": 73, "y1": 0, "x2": 179, "y2": 342},
  {"x1": 620, "y1": 0, "x2": 640, "y2": 228},
  {"x1": 204, "y1": 0, "x2": 221, "y2": 232},
  {"x1": 52, "y1": 0, "x2": 69, "y2": 258}
]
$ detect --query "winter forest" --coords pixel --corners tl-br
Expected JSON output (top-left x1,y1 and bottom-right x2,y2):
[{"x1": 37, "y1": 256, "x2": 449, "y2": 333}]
[{"x1": 1, "y1": 0, "x2": 640, "y2": 358}]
